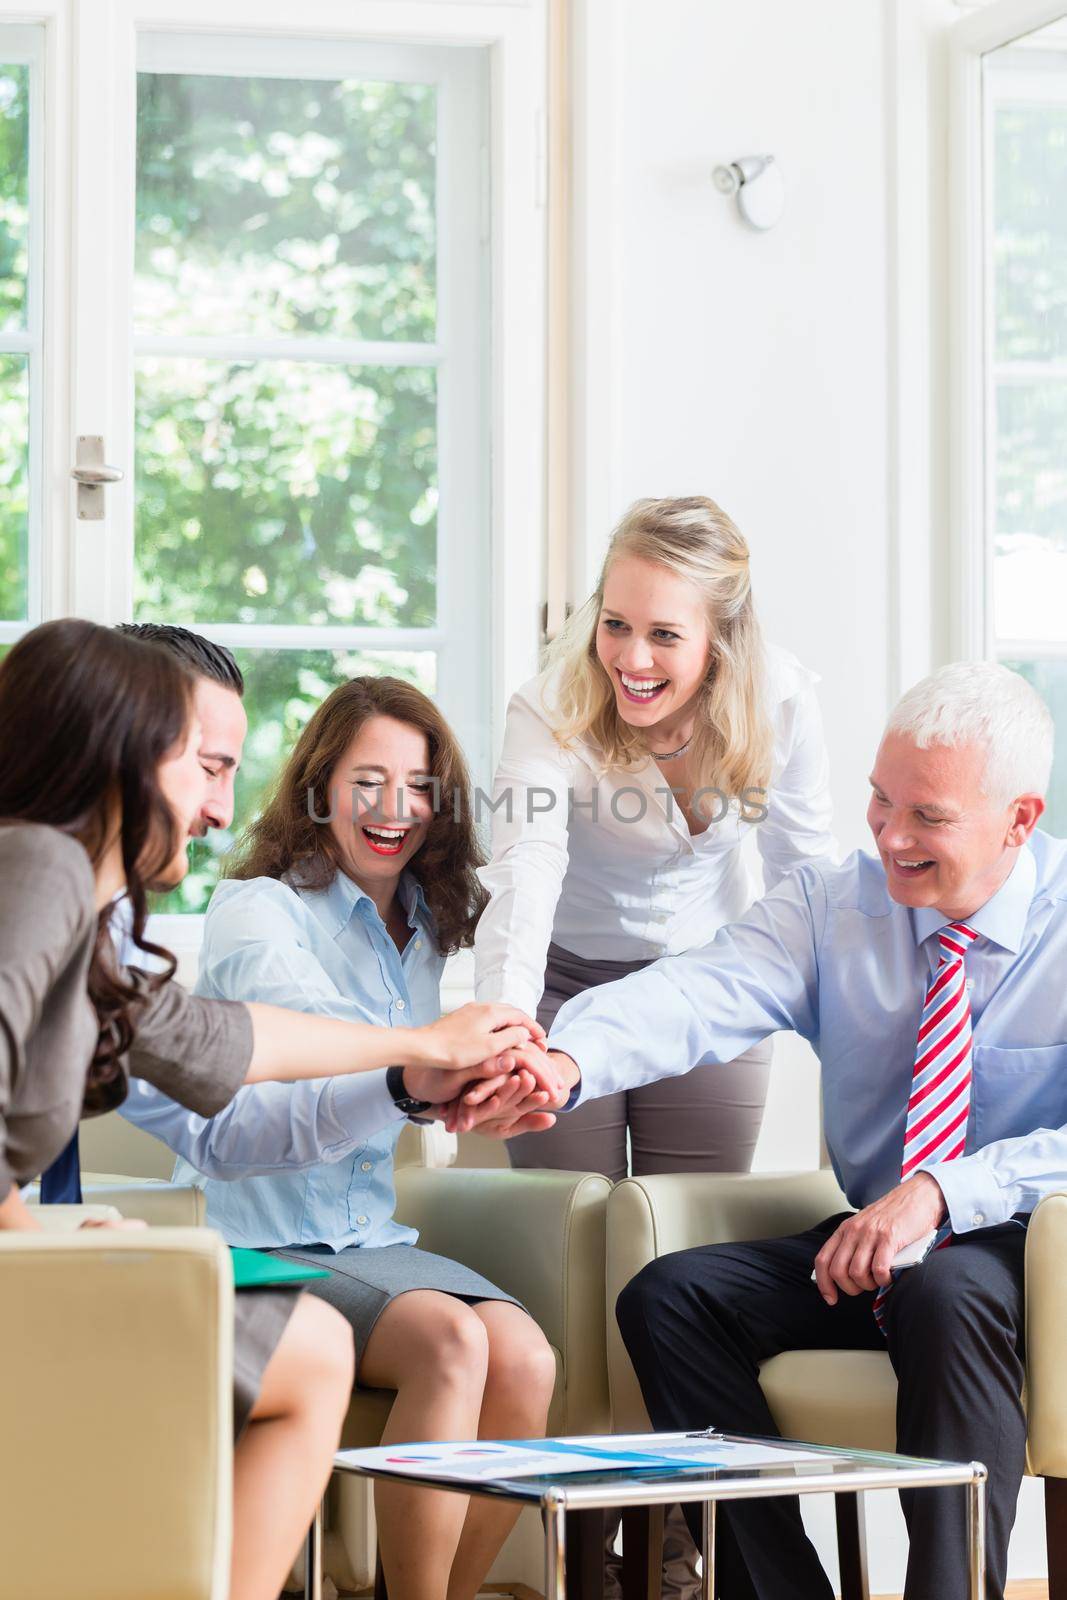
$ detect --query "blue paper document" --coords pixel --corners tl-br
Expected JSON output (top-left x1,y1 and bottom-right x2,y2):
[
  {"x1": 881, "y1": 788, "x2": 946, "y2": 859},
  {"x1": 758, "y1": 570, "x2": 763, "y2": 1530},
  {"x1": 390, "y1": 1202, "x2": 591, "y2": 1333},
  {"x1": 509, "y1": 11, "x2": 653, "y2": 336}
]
[{"x1": 336, "y1": 1432, "x2": 828, "y2": 1482}]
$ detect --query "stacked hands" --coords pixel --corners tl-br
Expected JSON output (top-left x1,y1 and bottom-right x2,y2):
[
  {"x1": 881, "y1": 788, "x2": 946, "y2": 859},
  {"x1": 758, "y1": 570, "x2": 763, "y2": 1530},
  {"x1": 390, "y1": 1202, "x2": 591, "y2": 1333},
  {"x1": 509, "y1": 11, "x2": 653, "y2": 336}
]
[
  {"x1": 80, "y1": 1008, "x2": 563, "y2": 1236},
  {"x1": 405, "y1": 1009, "x2": 951, "y2": 1307},
  {"x1": 91, "y1": 1007, "x2": 951, "y2": 1293},
  {"x1": 399, "y1": 1006, "x2": 576, "y2": 1139}
]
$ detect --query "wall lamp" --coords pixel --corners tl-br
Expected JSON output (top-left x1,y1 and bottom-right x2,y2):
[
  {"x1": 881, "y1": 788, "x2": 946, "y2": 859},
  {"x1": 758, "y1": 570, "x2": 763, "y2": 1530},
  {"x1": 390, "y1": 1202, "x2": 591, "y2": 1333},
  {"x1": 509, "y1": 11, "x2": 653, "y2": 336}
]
[{"x1": 712, "y1": 155, "x2": 785, "y2": 231}]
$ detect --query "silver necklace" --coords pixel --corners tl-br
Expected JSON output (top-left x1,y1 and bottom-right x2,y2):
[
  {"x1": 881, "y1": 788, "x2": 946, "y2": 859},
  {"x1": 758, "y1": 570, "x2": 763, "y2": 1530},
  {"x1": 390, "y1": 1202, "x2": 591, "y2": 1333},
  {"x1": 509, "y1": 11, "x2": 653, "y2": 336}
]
[{"x1": 650, "y1": 735, "x2": 692, "y2": 762}]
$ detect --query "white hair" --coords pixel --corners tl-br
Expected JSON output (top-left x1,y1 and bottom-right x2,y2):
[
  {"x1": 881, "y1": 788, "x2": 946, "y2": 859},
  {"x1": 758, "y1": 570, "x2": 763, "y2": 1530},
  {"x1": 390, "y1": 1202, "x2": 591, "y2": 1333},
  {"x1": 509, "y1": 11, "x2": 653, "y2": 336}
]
[{"x1": 886, "y1": 661, "x2": 1053, "y2": 806}]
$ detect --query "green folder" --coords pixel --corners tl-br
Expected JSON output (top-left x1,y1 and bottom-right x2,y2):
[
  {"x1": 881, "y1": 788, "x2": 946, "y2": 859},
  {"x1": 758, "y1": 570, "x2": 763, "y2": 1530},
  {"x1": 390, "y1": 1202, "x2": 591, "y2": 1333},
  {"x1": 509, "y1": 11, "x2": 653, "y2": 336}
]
[{"x1": 230, "y1": 1247, "x2": 331, "y2": 1291}]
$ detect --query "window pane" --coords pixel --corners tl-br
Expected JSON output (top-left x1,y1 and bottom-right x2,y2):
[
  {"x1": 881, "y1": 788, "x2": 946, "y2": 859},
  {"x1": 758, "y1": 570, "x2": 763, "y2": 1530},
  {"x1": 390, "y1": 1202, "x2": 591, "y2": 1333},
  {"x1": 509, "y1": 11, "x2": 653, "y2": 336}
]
[
  {"x1": 136, "y1": 71, "x2": 436, "y2": 341},
  {"x1": 0, "y1": 63, "x2": 28, "y2": 332},
  {"x1": 994, "y1": 100, "x2": 1067, "y2": 363},
  {"x1": 156, "y1": 646, "x2": 436, "y2": 913},
  {"x1": 994, "y1": 381, "x2": 1067, "y2": 641},
  {"x1": 0, "y1": 352, "x2": 28, "y2": 620},
  {"x1": 134, "y1": 358, "x2": 437, "y2": 627},
  {"x1": 1003, "y1": 657, "x2": 1067, "y2": 833}
]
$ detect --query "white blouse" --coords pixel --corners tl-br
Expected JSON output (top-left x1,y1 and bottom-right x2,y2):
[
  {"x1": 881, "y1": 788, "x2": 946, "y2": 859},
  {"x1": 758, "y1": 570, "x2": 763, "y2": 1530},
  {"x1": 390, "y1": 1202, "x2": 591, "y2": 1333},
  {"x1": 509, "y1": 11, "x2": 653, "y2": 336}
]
[{"x1": 473, "y1": 644, "x2": 838, "y2": 1015}]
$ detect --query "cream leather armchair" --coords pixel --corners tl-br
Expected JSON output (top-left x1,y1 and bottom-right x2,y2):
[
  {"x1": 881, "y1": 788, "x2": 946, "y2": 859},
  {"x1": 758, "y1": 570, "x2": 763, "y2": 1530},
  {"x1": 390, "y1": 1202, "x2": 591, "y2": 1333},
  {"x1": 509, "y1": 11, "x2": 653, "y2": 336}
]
[
  {"x1": 73, "y1": 1111, "x2": 613, "y2": 1595},
  {"x1": 1, "y1": 1225, "x2": 234, "y2": 1600},
  {"x1": 606, "y1": 1170, "x2": 1067, "y2": 1598}
]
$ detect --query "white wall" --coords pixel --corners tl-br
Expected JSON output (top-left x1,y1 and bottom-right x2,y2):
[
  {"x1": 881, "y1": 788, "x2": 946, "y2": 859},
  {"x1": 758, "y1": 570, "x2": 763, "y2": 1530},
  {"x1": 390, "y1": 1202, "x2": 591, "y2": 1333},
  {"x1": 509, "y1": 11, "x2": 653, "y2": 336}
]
[
  {"x1": 573, "y1": 0, "x2": 899, "y2": 1179},
  {"x1": 569, "y1": 0, "x2": 966, "y2": 1174},
  {"x1": 569, "y1": 0, "x2": 1048, "y2": 1585}
]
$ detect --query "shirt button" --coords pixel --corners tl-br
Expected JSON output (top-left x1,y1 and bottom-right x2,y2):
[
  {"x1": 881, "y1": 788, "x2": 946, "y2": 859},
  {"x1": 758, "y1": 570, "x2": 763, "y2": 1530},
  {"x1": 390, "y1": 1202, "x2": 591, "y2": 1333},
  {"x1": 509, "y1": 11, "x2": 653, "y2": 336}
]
[
  {"x1": 395, "y1": 998, "x2": 406, "y2": 1011},
  {"x1": 361, "y1": 1161, "x2": 373, "y2": 1172},
  {"x1": 972, "y1": 1212, "x2": 985, "y2": 1226},
  {"x1": 357, "y1": 1215, "x2": 369, "y2": 1226},
  {"x1": 414, "y1": 938, "x2": 423, "y2": 950}
]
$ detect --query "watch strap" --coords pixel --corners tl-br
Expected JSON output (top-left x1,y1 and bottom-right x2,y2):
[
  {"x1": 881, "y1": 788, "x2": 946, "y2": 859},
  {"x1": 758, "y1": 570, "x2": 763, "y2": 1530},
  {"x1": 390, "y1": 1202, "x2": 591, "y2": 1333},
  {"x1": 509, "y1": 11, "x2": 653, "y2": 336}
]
[{"x1": 385, "y1": 1064, "x2": 435, "y2": 1125}]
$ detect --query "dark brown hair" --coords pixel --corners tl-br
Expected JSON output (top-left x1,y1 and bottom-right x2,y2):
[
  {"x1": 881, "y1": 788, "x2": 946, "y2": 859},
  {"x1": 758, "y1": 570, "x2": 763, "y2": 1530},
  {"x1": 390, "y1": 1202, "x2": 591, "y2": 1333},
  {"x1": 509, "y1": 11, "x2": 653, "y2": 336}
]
[
  {"x1": 115, "y1": 622, "x2": 244, "y2": 695},
  {"x1": 0, "y1": 619, "x2": 194, "y2": 1111},
  {"x1": 227, "y1": 676, "x2": 487, "y2": 954}
]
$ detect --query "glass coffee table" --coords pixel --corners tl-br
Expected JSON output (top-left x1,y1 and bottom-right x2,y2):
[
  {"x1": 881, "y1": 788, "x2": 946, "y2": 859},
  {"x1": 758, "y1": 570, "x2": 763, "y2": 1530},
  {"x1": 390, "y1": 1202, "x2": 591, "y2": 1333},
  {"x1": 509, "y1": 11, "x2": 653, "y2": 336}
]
[{"x1": 310, "y1": 1431, "x2": 987, "y2": 1600}]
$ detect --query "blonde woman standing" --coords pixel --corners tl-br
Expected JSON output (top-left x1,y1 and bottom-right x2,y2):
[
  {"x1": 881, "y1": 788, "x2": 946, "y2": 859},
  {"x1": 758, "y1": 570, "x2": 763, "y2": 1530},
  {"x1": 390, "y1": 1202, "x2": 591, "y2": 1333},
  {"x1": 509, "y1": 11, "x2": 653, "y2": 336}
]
[
  {"x1": 475, "y1": 495, "x2": 838, "y2": 1180},
  {"x1": 475, "y1": 495, "x2": 837, "y2": 1598}
]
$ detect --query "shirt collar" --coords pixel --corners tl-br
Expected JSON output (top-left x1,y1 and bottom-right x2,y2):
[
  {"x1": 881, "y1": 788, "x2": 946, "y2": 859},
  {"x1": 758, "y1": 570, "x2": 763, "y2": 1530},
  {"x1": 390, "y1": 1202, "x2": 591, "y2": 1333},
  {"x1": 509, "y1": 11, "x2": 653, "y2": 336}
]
[
  {"x1": 911, "y1": 843, "x2": 1037, "y2": 956},
  {"x1": 306, "y1": 867, "x2": 431, "y2": 940},
  {"x1": 396, "y1": 871, "x2": 431, "y2": 930}
]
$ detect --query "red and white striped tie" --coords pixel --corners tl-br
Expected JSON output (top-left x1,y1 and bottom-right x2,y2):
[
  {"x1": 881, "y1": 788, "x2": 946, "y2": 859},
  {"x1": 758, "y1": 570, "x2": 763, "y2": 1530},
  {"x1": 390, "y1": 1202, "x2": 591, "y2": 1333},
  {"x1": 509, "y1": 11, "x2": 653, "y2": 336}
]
[{"x1": 872, "y1": 920, "x2": 979, "y2": 1331}]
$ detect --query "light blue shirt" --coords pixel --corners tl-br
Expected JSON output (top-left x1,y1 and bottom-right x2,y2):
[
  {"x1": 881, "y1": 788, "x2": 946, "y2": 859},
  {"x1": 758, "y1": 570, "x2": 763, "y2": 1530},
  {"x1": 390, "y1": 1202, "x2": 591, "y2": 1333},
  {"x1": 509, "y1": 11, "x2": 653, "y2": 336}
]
[
  {"x1": 551, "y1": 832, "x2": 1067, "y2": 1235},
  {"x1": 120, "y1": 870, "x2": 445, "y2": 1251}
]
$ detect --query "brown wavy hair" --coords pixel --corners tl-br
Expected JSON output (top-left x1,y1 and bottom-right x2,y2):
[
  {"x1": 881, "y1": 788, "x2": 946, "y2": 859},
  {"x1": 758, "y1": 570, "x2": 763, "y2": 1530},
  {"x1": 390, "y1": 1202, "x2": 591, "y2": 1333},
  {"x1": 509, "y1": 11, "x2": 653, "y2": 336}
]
[
  {"x1": 227, "y1": 676, "x2": 487, "y2": 954},
  {"x1": 0, "y1": 619, "x2": 194, "y2": 1112}
]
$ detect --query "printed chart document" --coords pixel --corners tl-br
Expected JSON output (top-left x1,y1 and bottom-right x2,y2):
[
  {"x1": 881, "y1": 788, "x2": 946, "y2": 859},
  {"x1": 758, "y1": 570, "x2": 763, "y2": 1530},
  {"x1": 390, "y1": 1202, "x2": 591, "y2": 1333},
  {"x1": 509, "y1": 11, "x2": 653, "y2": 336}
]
[{"x1": 336, "y1": 1433, "x2": 831, "y2": 1483}]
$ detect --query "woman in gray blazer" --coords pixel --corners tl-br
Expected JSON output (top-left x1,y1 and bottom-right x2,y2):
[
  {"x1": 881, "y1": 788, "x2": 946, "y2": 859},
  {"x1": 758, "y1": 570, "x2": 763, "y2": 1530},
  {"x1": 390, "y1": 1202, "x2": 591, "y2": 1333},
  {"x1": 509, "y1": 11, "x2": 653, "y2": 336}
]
[{"x1": 0, "y1": 619, "x2": 552, "y2": 1600}]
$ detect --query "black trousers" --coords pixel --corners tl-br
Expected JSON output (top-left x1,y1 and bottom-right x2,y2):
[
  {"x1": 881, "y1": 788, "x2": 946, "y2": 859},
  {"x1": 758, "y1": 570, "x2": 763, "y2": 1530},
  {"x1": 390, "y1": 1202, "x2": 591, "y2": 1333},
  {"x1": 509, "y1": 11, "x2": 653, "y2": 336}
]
[{"x1": 616, "y1": 1214, "x2": 1027, "y2": 1600}]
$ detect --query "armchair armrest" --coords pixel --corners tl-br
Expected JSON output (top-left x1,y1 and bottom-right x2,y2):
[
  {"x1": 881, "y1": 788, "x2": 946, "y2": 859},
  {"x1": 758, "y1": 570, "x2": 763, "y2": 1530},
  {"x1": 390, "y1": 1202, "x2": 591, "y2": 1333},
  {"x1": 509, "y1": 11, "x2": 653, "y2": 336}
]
[
  {"x1": 0, "y1": 1227, "x2": 232, "y2": 1600},
  {"x1": 26, "y1": 1177, "x2": 206, "y2": 1227},
  {"x1": 394, "y1": 1166, "x2": 612, "y2": 1432},
  {"x1": 21, "y1": 1201, "x2": 125, "y2": 1230},
  {"x1": 606, "y1": 1169, "x2": 848, "y2": 1429},
  {"x1": 26, "y1": 1174, "x2": 207, "y2": 1226},
  {"x1": 82, "y1": 1179, "x2": 207, "y2": 1226},
  {"x1": 1024, "y1": 1190, "x2": 1067, "y2": 1476}
]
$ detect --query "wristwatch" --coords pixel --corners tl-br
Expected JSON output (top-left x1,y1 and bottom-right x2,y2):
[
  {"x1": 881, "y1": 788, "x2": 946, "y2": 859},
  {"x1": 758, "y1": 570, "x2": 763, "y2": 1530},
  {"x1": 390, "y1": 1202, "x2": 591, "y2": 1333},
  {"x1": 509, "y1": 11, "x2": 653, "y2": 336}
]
[{"x1": 385, "y1": 1065, "x2": 435, "y2": 1126}]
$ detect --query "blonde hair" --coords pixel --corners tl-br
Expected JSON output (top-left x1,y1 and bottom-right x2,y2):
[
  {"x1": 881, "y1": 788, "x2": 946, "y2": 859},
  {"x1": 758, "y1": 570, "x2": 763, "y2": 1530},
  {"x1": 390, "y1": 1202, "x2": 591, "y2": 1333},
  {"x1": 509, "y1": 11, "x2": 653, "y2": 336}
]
[{"x1": 545, "y1": 496, "x2": 773, "y2": 813}]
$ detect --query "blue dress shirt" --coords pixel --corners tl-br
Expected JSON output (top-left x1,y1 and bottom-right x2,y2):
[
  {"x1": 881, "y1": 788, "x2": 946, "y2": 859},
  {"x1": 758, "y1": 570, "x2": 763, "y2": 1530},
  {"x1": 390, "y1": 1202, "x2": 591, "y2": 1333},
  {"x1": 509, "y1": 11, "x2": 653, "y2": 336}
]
[
  {"x1": 550, "y1": 832, "x2": 1067, "y2": 1235},
  {"x1": 121, "y1": 870, "x2": 444, "y2": 1251}
]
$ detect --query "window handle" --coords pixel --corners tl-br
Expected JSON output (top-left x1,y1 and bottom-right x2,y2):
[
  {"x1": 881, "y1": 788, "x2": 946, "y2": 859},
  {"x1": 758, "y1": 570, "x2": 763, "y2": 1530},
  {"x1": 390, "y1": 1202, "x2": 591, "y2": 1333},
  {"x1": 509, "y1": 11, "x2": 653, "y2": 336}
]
[{"x1": 71, "y1": 435, "x2": 124, "y2": 520}]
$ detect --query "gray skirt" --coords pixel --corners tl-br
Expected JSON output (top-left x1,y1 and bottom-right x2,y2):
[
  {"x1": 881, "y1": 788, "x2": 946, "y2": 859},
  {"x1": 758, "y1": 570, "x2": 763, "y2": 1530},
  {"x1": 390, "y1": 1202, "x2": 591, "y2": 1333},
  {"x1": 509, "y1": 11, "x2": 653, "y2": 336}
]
[
  {"x1": 233, "y1": 1287, "x2": 302, "y2": 1439},
  {"x1": 268, "y1": 1242, "x2": 519, "y2": 1370}
]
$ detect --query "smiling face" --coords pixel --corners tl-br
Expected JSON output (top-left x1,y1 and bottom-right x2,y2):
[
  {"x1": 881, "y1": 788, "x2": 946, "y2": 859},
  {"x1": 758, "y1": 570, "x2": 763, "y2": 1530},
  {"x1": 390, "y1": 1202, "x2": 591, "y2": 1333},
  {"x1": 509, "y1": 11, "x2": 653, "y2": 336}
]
[
  {"x1": 190, "y1": 678, "x2": 247, "y2": 836},
  {"x1": 153, "y1": 713, "x2": 208, "y2": 887},
  {"x1": 595, "y1": 555, "x2": 712, "y2": 731},
  {"x1": 867, "y1": 731, "x2": 1044, "y2": 919},
  {"x1": 327, "y1": 714, "x2": 434, "y2": 894}
]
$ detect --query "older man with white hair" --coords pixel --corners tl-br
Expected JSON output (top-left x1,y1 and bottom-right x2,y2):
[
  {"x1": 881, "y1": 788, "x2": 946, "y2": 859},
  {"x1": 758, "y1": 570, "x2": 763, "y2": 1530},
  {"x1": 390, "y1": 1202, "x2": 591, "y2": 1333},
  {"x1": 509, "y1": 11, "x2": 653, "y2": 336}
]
[{"x1": 463, "y1": 661, "x2": 1061, "y2": 1600}]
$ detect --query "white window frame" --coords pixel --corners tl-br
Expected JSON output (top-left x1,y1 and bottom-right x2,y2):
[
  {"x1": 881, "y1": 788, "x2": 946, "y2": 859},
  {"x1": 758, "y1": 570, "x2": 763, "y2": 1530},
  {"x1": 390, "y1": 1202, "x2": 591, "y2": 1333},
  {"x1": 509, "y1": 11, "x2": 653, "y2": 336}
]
[
  {"x1": 0, "y1": 24, "x2": 45, "y2": 639},
  {"x1": 86, "y1": 0, "x2": 545, "y2": 766},
  {"x1": 0, "y1": 4, "x2": 73, "y2": 638},
  {"x1": 0, "y1": 0, "x2": 545, "y2": 730},
  {"x1": 129, "y1": 31, "x2": 493, "y2": 781},
  {"x1": 0, "y1": 0, "x2": 546, "y2": 959},
  {"x1": 949, "y1": 0, "x2": 1067, "y2": 660}
]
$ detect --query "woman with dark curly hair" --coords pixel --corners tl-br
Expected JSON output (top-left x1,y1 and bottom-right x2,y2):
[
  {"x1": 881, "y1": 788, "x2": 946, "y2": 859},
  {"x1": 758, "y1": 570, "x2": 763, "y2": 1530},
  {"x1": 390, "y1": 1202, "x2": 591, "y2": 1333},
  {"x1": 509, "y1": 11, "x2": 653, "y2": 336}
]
[
  {"x1": 124, "y1": 675, "x2": 558, "y2": 1600},
  {"x1": 0, "y1": 624, "x2": 553, "y2": 1600}
]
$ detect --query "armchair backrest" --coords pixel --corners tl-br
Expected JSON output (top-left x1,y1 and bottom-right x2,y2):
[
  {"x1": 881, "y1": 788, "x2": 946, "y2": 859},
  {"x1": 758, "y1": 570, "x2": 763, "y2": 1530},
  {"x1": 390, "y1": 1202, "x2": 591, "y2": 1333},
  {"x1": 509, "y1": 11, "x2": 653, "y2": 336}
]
[
  {"x1": 0, "y1": 1228, "x2": 233, "y2": 1600},
  {"x1": 80, "y1": 1107, "x2": 175, "y2": 1179},
  {"x1": 606, "y1": 1170, "x2": 849, "y2": 1429}
]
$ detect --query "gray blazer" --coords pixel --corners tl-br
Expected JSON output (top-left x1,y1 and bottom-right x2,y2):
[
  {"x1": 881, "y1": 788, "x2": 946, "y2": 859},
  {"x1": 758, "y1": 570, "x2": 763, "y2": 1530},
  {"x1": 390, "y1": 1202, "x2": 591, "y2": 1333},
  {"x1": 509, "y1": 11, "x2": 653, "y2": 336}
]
[{"x1": 0, "y1": 823, "x2": 252, "y2": 1201}]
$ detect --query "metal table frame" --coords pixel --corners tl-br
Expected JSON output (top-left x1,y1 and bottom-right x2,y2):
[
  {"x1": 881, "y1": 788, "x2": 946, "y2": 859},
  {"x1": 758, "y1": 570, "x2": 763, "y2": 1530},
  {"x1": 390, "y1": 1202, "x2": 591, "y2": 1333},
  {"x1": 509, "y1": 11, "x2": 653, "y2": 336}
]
[{"x1": 311, "y1": 1440, "x2": 988, "y2": 1600}]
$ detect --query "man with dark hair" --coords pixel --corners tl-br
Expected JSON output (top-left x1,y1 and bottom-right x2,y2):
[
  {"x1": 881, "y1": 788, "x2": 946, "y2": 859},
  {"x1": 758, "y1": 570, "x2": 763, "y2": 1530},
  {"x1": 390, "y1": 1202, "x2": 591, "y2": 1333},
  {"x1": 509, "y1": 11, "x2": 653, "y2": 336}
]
[
  {"x1": 39, "y1": 624, "x2": 248, "y2": 1204},
  {"x1": 115, "y1": 624, "x2": 247, "y2": 841}
]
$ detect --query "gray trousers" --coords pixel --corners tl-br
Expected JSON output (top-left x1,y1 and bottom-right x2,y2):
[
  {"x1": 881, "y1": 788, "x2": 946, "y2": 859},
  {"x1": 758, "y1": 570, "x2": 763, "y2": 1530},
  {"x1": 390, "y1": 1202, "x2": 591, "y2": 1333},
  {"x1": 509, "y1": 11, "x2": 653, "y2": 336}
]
[{"x1": 507, "y1": 941, "x2": 772, "y2": 1182}]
